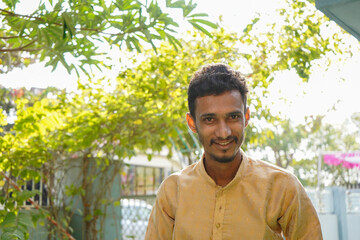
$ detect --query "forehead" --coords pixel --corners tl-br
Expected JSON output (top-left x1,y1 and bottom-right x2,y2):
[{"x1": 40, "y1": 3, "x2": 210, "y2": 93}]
[{"x1": 194, "y1": 90, "x2": 245, "y2": 117}]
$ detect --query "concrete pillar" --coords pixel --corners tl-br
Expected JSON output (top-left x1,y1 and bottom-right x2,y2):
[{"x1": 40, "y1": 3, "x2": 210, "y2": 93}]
[{"x1": 332, "y1": 187, "x2": 348, "y2": 240}]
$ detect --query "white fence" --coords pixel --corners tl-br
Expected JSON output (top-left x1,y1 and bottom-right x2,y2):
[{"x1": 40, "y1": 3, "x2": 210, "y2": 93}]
[{"x1": 306, "y1": 188, "x2": 360, "y2": 240}]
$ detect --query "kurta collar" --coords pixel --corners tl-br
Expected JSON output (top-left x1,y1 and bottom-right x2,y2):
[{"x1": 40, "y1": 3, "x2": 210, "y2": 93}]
[{"x1": 198, "y1": 148, "x2": 249, "y2": 189}]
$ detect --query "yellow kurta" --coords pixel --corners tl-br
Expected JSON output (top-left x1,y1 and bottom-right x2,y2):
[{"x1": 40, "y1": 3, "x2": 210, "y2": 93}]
[{"x1": 145, "y1": 150, "x2": 322, "y2": 240}]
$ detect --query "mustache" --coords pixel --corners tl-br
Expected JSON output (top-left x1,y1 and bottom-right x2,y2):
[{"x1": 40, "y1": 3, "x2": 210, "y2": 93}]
[{"x1": 210, "y1": 136, "x2": 238, "y2": 146}]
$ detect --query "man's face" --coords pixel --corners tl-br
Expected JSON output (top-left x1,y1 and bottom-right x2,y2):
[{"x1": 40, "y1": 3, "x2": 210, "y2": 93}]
[{"x1": 187, "y1": 90, "x2": 249, "y2": 164}]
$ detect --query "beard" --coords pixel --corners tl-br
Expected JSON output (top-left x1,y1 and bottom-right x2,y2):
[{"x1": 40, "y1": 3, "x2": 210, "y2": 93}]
[
  {"x1": 196, "y1": 127, "x2": 245, "y2": 164},
  {"x1": 208, "y1": 151, "x2": 238, "y2": 163}
]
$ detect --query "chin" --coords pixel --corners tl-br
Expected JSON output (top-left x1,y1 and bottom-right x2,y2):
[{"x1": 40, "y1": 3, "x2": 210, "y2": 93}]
[{"x1": 211, "y1": 153, "x2": 236, "y2": 163}]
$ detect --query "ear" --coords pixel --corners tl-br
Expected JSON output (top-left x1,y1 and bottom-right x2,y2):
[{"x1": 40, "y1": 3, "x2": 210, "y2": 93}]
[
  {"x1": 186, "y1": 113, "x2": 197, "y2": 133},
  {"x1": 245, "y1": 108, "x2": 250, "y2": 127}
]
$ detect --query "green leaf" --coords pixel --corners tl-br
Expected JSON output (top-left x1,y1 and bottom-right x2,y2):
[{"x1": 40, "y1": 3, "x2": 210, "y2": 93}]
[
  {"x1": 156, "y1": 28, "x2": 166, "y2": 39},
  {"x1": 188, "y1": 20, "x2": 212, "y2": 38},
  {"x1": 16, "y1": 190, "x2": 40, "y2": 202},
  {"x1": 187, "y1": 13, "x2": 208, "y2": 18},
  {"x1": 84, "y1": 214, "x2": 92, "y2": 221},
  {"x1": 18, "y1": 211, "x2": 34, "y2": 228},
  {"x1": 147, "y1": 1, "x2": 162, "y2": 18},
  {"x1": 53, "y1": 1, "x2": 62, "y2": 11},
  {"x1": 62, "y1": 18, "x2": 67, "y2": 39},
  {"x1": 2, "y1": 0, "x2": 20, "y2": 10},
  {"x1": 182, "y1": 0, "x2": 197, "y2": 17},
  {"x1": 1, "y1": 231, "x2": 24, "y2": 240},
  {"x1": 187, "y1": 18, "x2": 217, "y2": 29},
  {"x1": 164, "y1": 33, "x2": 179, "y2": 50},
  {"x1": 167, "y1": 0, "x2": 185, "y2": 8},
  {"x1": 0, "y1": 212, "x2": 17, "y2": 228},
  {"x1": 62, "y1": 12, "x2": 75, "y2": 39},
  {"x1": 46, "y1": 26, "x2": 62, "y2": 38},
  {"x1": 129, "y1": 37, "x2": 142, "y2": 52},
  {"x1": 142, "y1": 29, "x2": 152, "y2": 42},
  {"x1": 18, "y1": 20, "x2": 27, "y2": 37},
  {"x1": 243, "y1": 17, "x2": 260, "y2": 33},
  {"x1": 57, "y1": 54, "x2": 72, "y2": 73}
]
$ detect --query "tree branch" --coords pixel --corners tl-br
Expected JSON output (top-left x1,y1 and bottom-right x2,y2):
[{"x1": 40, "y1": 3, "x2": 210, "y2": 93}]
[
  {"x1": 0, "y1": 40, "x2": 41, "y2": 52},
  {"x1": 0, "y1": 7, "x2": 156, "y2": 38},
  {"x1": 0, "y1": 35, "x2": 29, "y2": 40},
  {"x1": 0, "y1": 171, "x2": 75, "y2": 240},
  {"x1": 0, "y1": 8, "x2": 43, "y2": 21}
]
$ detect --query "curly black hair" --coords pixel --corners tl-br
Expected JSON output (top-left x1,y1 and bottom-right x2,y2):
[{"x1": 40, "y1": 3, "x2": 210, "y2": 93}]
[{"x1": 187, "y1": 63, "x2": 248, "y2": 118}]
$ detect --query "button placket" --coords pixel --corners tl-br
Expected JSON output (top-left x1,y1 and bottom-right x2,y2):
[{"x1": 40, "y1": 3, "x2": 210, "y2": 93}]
[{"x1": 212, "y1": 189, "x2": 226, "y2": 240}]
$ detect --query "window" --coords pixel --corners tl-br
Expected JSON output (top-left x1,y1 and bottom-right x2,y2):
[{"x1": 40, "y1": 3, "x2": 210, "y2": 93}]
[
  {"x1": 122, "y1": 165, "x2": 164, "y2": 196},
  {"x1": 0, "y1": 173, "x2": 49, "y2": 208},
  {"x1": 23, "y1": 179, "x2": 48, "y2": 207}
]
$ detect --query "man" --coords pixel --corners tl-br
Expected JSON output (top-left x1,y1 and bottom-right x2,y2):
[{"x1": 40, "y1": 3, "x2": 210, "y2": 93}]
[{"x1": 145, "y1": 63, "x2": 322, "y2": 239}]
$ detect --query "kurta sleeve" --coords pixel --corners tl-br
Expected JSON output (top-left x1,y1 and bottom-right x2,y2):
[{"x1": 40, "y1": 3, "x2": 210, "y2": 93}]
[
  {"x1": 145, "y1": 175, "x2": 178, "y2": 240},
  {"x1": 278, "y1": 174, "x2": 323, "y2": 240}
]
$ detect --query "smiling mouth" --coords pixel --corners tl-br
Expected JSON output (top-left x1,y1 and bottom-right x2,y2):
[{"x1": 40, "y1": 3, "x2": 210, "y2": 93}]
[
  {"x1": 217, "y1": 141, "x2": 232, "y2": 146},
  {"x1": 211, "y1": 137, "x2": 238, "y2": 147}
]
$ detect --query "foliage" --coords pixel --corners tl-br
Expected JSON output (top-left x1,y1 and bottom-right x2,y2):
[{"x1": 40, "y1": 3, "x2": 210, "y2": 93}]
[
  {"x1": 0, "y1": 27, "x2": 264, "y2": 238},
  {"x1": 1, "y1": 0, "x2": 359, "y2": 238},
  {"x1": 1, "y1": 69, "x2": 211, "y2": 238},
  {"x1": 0, "y1": 86, "x2": 62, "y2": 116},
  {"x1": 0, "y1": 1, "x2": 215, "y2": 238},
  {"x1": 241, "y1": 0, "x2": 357, "y2": 82},
  {"x1": 119, "y1": 0, "x2": 357, "y2": 158},
  {"x1": 351, "y1": 112, "x2": 360, "y2": 133},
  {"x1": 0, "y1": 1, "x2": 216, "y2": 238},
  {"x1": 250, "y1": 115, "x2": 320, "y2": 169},
  {"x1": 0, "y1": 0, "x2": 216, "y2": 75},
  {"x1": 253, "y1": 118, "x2": 308, "y2": 169},
  {"x1": 0, "y1": 212, "x2": 30, "y2": 240},
  {"x1": 251, "y1": 113, "x2": 360, "y2": 187},
  {"x1": 316, "y1": 114, "x2": 360, "y2": 187},
  {"x1": 118, "y1": 28, "x2": 247, "y2": 163}
]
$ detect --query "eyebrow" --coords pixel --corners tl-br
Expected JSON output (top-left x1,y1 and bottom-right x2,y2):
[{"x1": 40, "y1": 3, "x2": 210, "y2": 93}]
[
  {"x1": 199, "y1": 113, "x2": 216, "y2": 118},
  {"x1": 226, "y1": 111, "x2": 243, "y2": 116},
  {"x1": 199, "y1": 111, "x2": 243, "y2": 118}
]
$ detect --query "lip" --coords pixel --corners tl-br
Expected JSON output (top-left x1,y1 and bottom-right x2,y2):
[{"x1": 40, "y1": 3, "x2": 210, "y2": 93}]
[{"x1": 213, "y1": 139, "x2": 234, "y2": 149}]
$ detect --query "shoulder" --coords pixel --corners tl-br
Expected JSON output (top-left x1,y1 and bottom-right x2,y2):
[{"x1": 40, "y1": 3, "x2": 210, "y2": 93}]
[
  {"x1": 244, "y1": 155, "x2": 302, "y2": 190},
  {"x1": 155, "y1": 162, "x2": 199, "y2": 212},
  {"x1": 159, "y1": 161, "x2": 199, "y2": 191},
  {"x1": 247, "y1": 156, "x2": 293, "y2": 178}
]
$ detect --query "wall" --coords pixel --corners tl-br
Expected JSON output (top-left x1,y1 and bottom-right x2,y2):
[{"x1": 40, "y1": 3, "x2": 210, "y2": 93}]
[
  {"x1": 307, "y1": 188, "x2": 360, "y2": 240},
  {"x1": 347, "y1": 214, "x2": 360, "y2": 240}
]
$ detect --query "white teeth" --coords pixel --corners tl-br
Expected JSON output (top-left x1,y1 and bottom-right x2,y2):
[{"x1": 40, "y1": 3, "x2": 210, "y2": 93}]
[{"x1": 218, "y1": 141, "x2": 231, "y2": 145}]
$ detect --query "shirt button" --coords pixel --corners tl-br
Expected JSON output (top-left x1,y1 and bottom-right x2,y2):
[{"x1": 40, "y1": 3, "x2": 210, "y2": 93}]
[{"x1": 216, "y1": 223, "x2": 221, "y2": 228}]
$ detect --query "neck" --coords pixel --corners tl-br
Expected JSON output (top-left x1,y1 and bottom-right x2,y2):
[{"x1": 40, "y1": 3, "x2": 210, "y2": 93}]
[{"x1": 203, "y1": 152, "x2": 242, "y2": 187}]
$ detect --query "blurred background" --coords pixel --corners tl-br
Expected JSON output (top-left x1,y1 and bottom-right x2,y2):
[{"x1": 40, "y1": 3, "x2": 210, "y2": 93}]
[{"x1": 0, "y1": 0, "x2": 359, "y2": 239}]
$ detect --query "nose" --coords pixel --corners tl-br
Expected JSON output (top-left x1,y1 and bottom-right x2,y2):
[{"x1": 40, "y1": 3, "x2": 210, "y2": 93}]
[{"x1": 215, "y1": 120, "x2": 231, "y2": 139}]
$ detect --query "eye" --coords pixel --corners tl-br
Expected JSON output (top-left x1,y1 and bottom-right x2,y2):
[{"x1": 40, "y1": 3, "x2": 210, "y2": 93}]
[
  {"x1": 230, "y1": 114, "x2": 240, "y2": 120},
  {"x1": 202, "y1": 116, "x2": 215, "y2": 123},
  {"x1": 205, "y1": 117, "x2": 214, "y2": 122}
]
